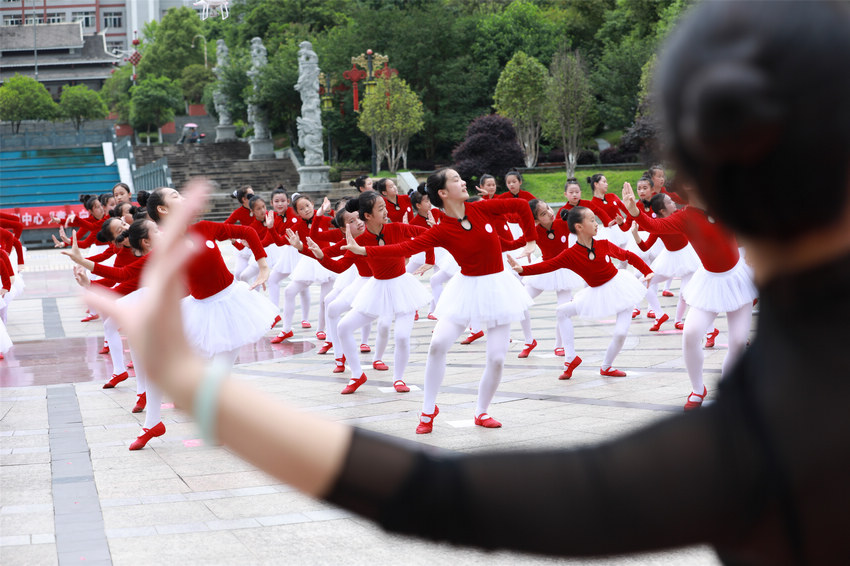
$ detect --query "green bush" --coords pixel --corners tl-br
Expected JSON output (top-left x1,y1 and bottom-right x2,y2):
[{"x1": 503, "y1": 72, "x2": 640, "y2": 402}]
[{"x1": 328, "y1": 166, "x2": 342, "y2": 183}]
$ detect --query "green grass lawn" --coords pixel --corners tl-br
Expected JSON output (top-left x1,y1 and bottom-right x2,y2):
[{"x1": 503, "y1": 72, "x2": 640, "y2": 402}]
[{"x1": 520, "y1": 169, "x2": 652, "y2": 202}]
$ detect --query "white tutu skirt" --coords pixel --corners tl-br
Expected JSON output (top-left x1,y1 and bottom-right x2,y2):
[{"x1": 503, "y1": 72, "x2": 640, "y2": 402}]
[
  {"x1": 434, "y1": 269, "x2": 533, "y2": 328},
  {"x1": 598, "y1": 225, "x2": 630, "y2": 249},
  {"x1": 332, "y1": 264, "x2": 359, "y2": 291},
  {"x1": 3, "y1": 273, "x2": 25, "y2": 305},
  {"x1": 272, "y1": 245, "x2": 301, "y2": 275},
  {"x1": 351, "y1": 273, "x2": 431, "y2": 317},
  {"x1": 681, "y1": 257, "x2": 757, "y2": 313},
  {"x1": 524, "y1": 267, "x2": 585, "y2": 292},
  {"x1": 337, "y1": 274, "x2": 371, "y2": 305},
  {"x1": 571, "y1": 270, "x2": 648, "y2": 319},
  {"x1": 437, "y1": 251, "x2": 460, "y2": 276},
  {"x1": 651, "y1": 244, "x2": 701, "y2": 279},
  {"x1": 291, "y1": 255, "x2": 336, "y2": 283},
  {"x1": 181, "y1": 281, "x2": 279, "y2": 358},
  {"x1": 0, "y1": 320, "x2": 11, "y2": 354}
]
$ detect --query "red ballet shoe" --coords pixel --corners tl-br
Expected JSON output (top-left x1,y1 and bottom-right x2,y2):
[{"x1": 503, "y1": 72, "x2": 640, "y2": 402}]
[
  {"x1": 559, "y1": 356, "x2": 582, "y2": 380},
  {"x1": 647, "y1": 310, "x2": 656, "y2": 319},
  {"x1": 372, "y1": 360, "x2": 389, "y2": 371},
  {"x1": 631, "y1": 308, "x2": 640, "y2": 319},
  {"x1": 359, "y1": 343, "x2": 371, "y2": 353},
  {"x1": 81, "y1": 313, "x2": 100, "y2": 322},
  {"x1": 103, "y1": 371, "x2": 129, "y2": 389},
  {"x1": 427, "y1": 313, "x2": 438, "y2": 320},
  {"x1": 705, "y1": 328, "x2": 720, "y2": 348},
  {"x1": 132, "y1": 392, "x2": 146, "y2": 413},
  {"x1": 129, "y1": 421, "x2": 165, "y2": 450},
  {"x1": 333, "y1": 355, "x2": 346, "y2": 373},
  {"x1": 600, "y1": 367, "x2": 626, "y2": 377},
  {"x1": 317, "y1": 341, "x2": 333, "y2": 354},
  {"x1": 554, "y1": 347, "x2": 565, "y2": 357},
  {"x1": 393, "y1": 380, "x2": 410, "y2": 393},
  {"x1": 270, "y1": 330, "x2": 294, "y2": 344},
  {"x1": 517, "y1": 339, "x2": 537, "y2": 359},
  {"x1": 649, "y1": 313, "x2": 670, "y2": 332},
  {"x1": 127, "y1": 360, "x2": 134, "y2": 369},
  {"x1": 474, "y1": 413, "x2": 502, "y2": 428},
  {"x1": 341, "y1": 373, "x2": 367, "y2": 394},
  {"x1": 662, "y1": 290, "x2": 675, "y2": 297},
  {"x1": 270, "y1": 315, "x2": 281, "y2": 329},
  {"x1": 99, "y1": 343, "x2": 110, "y2": 355},
  {"x1": 674, "y1": 321, "x2": 685, "y2": 330},
  {"x1": 414, "y1": 310, "x2": 419, "y2": 321},
  {"x1": 461, "y1": 330, "x2": 484, "y2": 344},
  {"x1": 415, "y1": 406, "x2": 439, "y2": 434},
  {"x1": 0, "y1": 352, "x2": 4, "y2": 360},
  {"x1": 301, "y1": 320, "x2": 311, "y2": 329},
  {"x1": 684, "y1": 386, "x2": 707, "y2": 411},
  {"x1": 316, "y1": 331, "x2": 326, "y2": 340}
]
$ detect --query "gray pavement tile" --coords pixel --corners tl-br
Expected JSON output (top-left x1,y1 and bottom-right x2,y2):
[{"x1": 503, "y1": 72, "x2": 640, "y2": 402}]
[
  {"x1": 52, "y1": 518, "x2": 105, "y2": 536},
  {"x1": 154, "y1": 521, "x2": 211, "y2": 535},
  {"x1": 205, "y1": 518, "x2": 262, "y2": 531},
  {"x1": 0, "y1": 503, "x2": 53, "y2": 515},
  {"x1": 0, "y1": 543, "x2": 58, "y2": 566},
  {"x1": 57, "y1": 546, "x2": 112, "y2": 564},
  {"x1": 31, "y1": 533, "x2": 56, "y2": 545},
  {"x1": 104, "y1": 526, "x2": 158, "y2": 538}
]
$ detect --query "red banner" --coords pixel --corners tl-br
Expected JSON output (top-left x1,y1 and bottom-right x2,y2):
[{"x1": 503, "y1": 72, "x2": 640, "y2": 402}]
[{"x1": 2, "y1": 205, "x2": 92, "y2": 231}]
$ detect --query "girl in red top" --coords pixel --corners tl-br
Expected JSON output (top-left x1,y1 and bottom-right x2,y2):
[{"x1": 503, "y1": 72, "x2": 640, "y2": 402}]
[
  {"x1": 327, "y1": 192, "x2": 432, "y2": 394},
  {"x1": 235, "y1": 195, "x2": 286, "y2": 285},
  {"x1": 112, "y1": 182, "x2": 135, "y2": 205},
  {"x1": 0, "y1": 211, "x2": 24, "y2": 241},
  {"x1": 405, "y1": 188, "x2": 443, "y2": 319},
  {"x1": 474, "y1": 174, "x2": 497, "y2": 200},
  {"x1": 588, "y1": 174, "x2": 631, "y2": 257},
  {"x1": 627, "y1": 176, "x2": 666, "y2": 319},
  {"x1": 511, "y1": 206, "x2": 653, "y2": 380},
  {"x1": 517, "y1": 199, "x2": 585, "y2": 358},
  {"x1": 64, "y1": 194, "x2": 110, "y2": 251},
  {"x1": 622, "y1": 181, "x2": 757, "y2": 410},
  {"x1": 375, "y1": 178, "x2": 413, "y2": 224},
  {"x1": 267, "y1": 188, "x2": 308, "y2": 319},
  {"x1": 272, "y1": 194, "x2": 337, "y2": 343},
  {"x1": 224, "y1": 185, "x2": 256, "y2": 280},
  {"x1": 345, "y1": 168, "x2": 538, "y2": 433},
  {"x1": 0, "y1": 249, "x2": 12, "y2": 359},
  {"x1": 556, "y1": 178, "x2": 615, "y2": 226},
  {"x1": 496, "y1": 170, "x2": 536, "y2": 201},
  {"x1": 629, "y1": 193, "x2": 701, "y2": 332}
]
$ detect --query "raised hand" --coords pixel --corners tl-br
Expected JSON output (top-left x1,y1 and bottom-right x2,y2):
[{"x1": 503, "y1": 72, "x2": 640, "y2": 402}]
[
  {"x1": 251, "y1": 258, "x2": 270, "y2": 291},
  {"x1": 621, "y1": 182, "x2": 639, "y2": 216},
  {"x1": 52, "y1": 234, "x2": 67, "y2": 248},
  {"x1": 305, "y1": 237, "x2": 323, "y2": 260},
  {"x1": 264, "y1": 210, "x2": 275, "y2": 229},
  {"x1": 319, "y1": 196, "x2": 331, "y2": 215},
  {"x1": 341, "y1": 224, "x2": 366, "y2": 256},
  {"x1": 413, "y1": 263, "x2": 433, "y2": 276},
  {"x1": 506, "y1": 254, "x2": 523, "y2": 274},
  {"x1": 426, "y1": 209, "x2": 436, "y2": 227},
  {"x1": 402, "y1": 210, "x2": 409, "y2": 224},
  {"x1": 286, "y1": 228, "x2": 303, "y2": 251}
]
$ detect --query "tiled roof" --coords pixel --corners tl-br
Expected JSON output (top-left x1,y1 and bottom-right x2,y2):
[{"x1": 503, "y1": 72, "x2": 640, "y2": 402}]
[{"x1": 0, "y1": 22, "x2": 84, "y2": 52}]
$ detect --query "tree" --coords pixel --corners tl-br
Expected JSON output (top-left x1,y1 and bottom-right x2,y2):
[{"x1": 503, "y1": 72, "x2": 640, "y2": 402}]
[
  {"x1": 0, "y1": 74, "x2": 57, "y2": 133},
  {"x1": 136, "y1": 7, "x2": 204, "y2": 81},
  {"x1": 452, "y1": 114, "x2": 524, "y2": 183},
  {"x1": 129, "y1": 76, "x2": 183, "y2": 143},
  {"x1": 58, "y1": 85, "x2": 108, "y2": 132},
  {"x1": 494, "y1": 51, "x2": 548, "y2": 168},
  {"x1": 101, "y1": 65, "x2": 134, "y2": 123},
  {"x1": 180, "y1": 64, "x2": 216, "y2": 104},
  {"x1": 357, "y1": 76, "x2": 424, "y2": 173},
  {"x1": 544, "y1": 50, "x2": 594, "y2": 177}
]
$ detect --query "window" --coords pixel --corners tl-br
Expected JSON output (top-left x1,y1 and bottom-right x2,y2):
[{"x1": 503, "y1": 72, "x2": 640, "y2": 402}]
[
  {"x1": 103, "y1": 12, "x2": 122, "y2": 29},
  {"x1": 45, "y1": 13, "x2": 64, "y2": 24},
  {"x1": 72, "y1": 11, "x2": 95, "y2": 28},
  {"x1": 107, "y1": 40, "x2": 124, "y2": 54},
  {"x1": 2, "y1": 15, "x2": 22, "y2": 26}
]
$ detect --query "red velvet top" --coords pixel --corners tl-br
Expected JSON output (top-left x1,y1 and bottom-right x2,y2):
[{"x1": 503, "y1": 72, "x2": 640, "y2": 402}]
[
  {"x1": 0, "y1": 212, "x2": 24, "y2": 240},
  {"x1": 522, "y1": 239, "x2": 651, "y2": 286},
  {"x1": 91, "y1": 253, "x2": 149, "y2": 296},
  {"x1": 317, "y1": 241, "x2": 374, "y2": 277},
  {"x1": 0, "y1": 228, "x2": 23, "y2": 265},
  {"x1": 592, "y1": 194, "x2": 633, "y2": 232},
  {"x1": 185, "y1": 221, "x2": 266, "y2": 299},
  {"x1": 534, "y1": 219, "x2": 573, "y2": 261},
  {"x1": 557, "y1": 200, "x2": 614, "y2": 226},
  {"x1": 355, "y1": 223, "x2": 434, "y2": 279},
  {"x1": 495, "y1": 189, "x2": 536, "y2": 201},
  {"x1": 224, "y1": 206, "x2": 254, "y2": 250},
  {"x1": 366, "y1": 199, "x2": 536, "y2": 277},
  {"x1": 0, "y1": 249, "x2": 13, "y2": 291},
  {"x1": 383, "y1": 194, "x2": 414, "y2": 224}
]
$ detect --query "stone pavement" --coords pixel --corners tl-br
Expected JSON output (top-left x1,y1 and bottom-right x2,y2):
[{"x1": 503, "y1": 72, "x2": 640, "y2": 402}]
[{"x1": 0, "y1": 245, "x2": 749, "y2": 565}]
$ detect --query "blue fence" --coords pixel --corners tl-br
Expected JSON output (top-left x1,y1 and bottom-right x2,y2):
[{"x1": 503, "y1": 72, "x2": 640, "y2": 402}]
[{"x1": 133, "y1": 157, "x2": 172, "y2": 192}]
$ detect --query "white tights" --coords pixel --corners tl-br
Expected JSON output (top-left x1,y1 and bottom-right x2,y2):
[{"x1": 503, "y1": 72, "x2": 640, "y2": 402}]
[
  {"x1": 556, "y1": 303, "x2": 633, "y2": 368},
  {"x1": 103, "y1": 316, "x2": 125, "y2": 375},
  {"x1": 338, "y1": 310, "x2": 411, "y2": 381},
  {"x1": 282, "y1": 280, "x2": 332, "y2": 332},
  {"x1": 422, "y1": 320, "x2": 511, "y2": 417},
  {"x1": 682, "y1": 303, "x2": 753, "y2": 394},
  {"x1": 520, "y1": 285, "x2": 572, "y2": 346},
  {"x1": 643, "y1": 273, "x2": 693, "y2": 322},
  {"x1": 428, "y1": 269, "x2": 453, "y2": 313},
  {"x1": 129, "y1": 345, "x2": 163, "y2": 429},
  {"x1": 268, "y1": 269, "x2": 309, "y2": 319},
  {"x1": 324, "y1": 289, "x2": 374, "y2": 359}
]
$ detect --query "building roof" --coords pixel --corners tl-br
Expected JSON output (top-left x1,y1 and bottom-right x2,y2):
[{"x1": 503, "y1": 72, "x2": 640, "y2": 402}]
[{"x1": 0, "y1": 23, "x2": 84, "y2": 53}]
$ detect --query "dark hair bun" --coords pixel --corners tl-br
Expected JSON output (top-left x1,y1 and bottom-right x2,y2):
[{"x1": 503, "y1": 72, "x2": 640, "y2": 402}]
[
  {"x1": 79, "y1": 194, "x2": 93, "y2": 204},
  {"x1": 344, "y1": 198, "x2": 360, "y2": 213},
  {"x1": 585, "y1": 177, "x2": 593, "y2": 184},
  {"x1": 136, "y1": 191, "x2": 150, "y2": 208},
  {"x1": 349, "y1": 180, "x2": 356, "y2": 187}
]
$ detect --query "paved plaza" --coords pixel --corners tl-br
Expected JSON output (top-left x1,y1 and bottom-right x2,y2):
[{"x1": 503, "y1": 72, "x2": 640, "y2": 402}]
[{"x1": 0, "y1": 244, "x2": 744, "y2": 565}]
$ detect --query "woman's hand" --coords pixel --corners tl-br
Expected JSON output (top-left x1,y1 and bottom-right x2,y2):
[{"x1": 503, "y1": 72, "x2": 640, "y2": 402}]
[
  {"x1": 72, "y1": 265, "x2": 91, "y2": 288},
  {"x1": 341, "y1": 224, "x2": 366, "y2": 256},
  {"x1": 426, "y1": 209, "x2": 436, "y2": 227},
  {"x1": 264, "y1": 210, "x2": 275, "y2": 229},
  {"x1": 640, "y1": 272, "x2": 654, "y2": 284},
  {"x1": 518, "y1": 240, "x2": 539, "y2": 260},
  {"x1": 621, "y1": 183, "x2": 640, "y2": 217},
  {"x1": 413, "y1": 263, "x2": 433, "y2": 276},
  {"x1": 305, "y1": 237, "x2": 323, "y2": 260},
  {"x1": 251, "y1": 258, "x2": 270, "y2": 291},
  {"x1": 319, "y1": 197, "x2": 331, "y2": 216},
  {"x1": 506, "y1": 254, "x2": 524, "y2": 274},
  {"x1": 286, "y1": 229, "x2": 303, "y2": 252},
  {"x1": 52, "y1": 234, "x2": 67, "y2": 248}
]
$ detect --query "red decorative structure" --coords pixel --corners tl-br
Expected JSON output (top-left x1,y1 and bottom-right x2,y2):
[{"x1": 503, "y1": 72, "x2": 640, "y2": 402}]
[{"x1": 343, "y1": 64, "x2": 367, "y2": 112}]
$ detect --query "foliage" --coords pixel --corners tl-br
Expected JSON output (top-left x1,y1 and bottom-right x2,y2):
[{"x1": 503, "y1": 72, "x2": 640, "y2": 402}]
[
  {"x1": 494, "y1": 51, "x2": 549, "y2": 168},
  {"x1": 254, "y1": 39, "x2": 302, "y2": 142},
  {"x1": 136, "y1": 7, "x2": 204, "y2": 81},
  {"x1": 543, "y1": 49, "x2": 594, "y2": 177},
  {"x1": 452, "y1": 114, "x2": 524, "y2": 183},
  {"x1": 357, "y1": 76, "x2": 425, "y2": 173},
  {"x1": 180, "y1": 64, "x2": 216, "y2": 104},
  {"x1": 58, "y1": 84, "x2": 108, "y2": 131},
  {"x1": 0, "y1": 74, "x2": 57, "y2": 133},
  {"x1": 521, "y1": 168, "x2": 650, "y2": 202},
  {"x1": 216, "y1": 46, "x2": 252, "y2": 125},
  {"x1": 129, "y1": 76, "x2": 183, "y2": 135},
  {"x1": 101, "y1": 65, "x2": 134, "y2": 123},
  {"x1": 599, "y1": 146, "x2": 638, "y2": 164}
]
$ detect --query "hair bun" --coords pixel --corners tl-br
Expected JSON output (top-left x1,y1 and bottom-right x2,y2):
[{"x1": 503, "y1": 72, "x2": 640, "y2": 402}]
[
  {"x1": 585, "y1": 177, "x2": 592, "y2": 184},
  {"x1": 680, "y1": 62, "x2": 784, "y2": 163},
  {"x1": 136, "y1": 190, "x2": 150, "y2": 208},
  {"x1": 344, "y1": 198, "x2": 360, "y2": 213}
]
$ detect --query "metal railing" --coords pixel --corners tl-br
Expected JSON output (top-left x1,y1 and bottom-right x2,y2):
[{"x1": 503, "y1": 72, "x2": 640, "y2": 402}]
[
  {"x1": 0, "y1": 123, "x2": 113, "y2": 150},
  {"x1": 133, "y1": 157, "x2": 172, "y2": 192}
]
